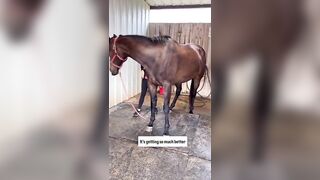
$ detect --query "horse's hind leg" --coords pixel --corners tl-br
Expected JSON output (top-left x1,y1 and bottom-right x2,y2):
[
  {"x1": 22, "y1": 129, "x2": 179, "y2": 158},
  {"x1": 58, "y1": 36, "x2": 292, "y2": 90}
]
[
  {"x1": 189, "y1": 78, "x2": 200, "y2": 114},
  {"x1": 169, "y1": 83, "x2": 182, "y2": 110},
  {"x1": 146, "y1": 82, "x2": 158, "y2": 132},
  {"x1": 163, "y1": 82, "x2": 172, "y2": 135}
]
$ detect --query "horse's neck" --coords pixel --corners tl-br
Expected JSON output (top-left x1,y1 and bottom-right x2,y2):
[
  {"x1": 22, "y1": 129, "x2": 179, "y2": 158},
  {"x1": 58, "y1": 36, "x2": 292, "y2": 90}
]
[{"x1": 120, "y1": 37, "x2": 154, "y2": 71}]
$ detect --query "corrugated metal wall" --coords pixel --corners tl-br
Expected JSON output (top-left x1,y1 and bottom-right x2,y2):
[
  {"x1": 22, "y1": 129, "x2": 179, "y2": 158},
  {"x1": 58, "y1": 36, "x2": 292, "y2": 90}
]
[{"x1": 109, "y1": 0, "x2": 150, "y2": 107}]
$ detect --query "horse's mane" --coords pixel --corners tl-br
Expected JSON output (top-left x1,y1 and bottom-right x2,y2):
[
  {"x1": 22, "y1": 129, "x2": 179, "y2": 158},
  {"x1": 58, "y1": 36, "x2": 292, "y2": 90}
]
[
  {"x1": 149, "y1": 35, "x2": 171, "y2": 44},
  {"x1": 124, "y1": 35, "x2": 171, "y2": 45}
]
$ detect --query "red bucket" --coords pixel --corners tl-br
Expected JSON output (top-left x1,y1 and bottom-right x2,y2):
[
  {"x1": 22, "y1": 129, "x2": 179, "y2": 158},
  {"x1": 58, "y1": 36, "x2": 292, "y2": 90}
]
[{"x1": 159, "y1": 86, "x2": 164, "y2": 95}]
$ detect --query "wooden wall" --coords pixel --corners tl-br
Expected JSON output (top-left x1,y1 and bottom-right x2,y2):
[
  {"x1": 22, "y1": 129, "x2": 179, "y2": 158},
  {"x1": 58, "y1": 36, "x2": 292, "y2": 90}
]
[{"x1": 148, "y1": 23, "x2": 210, "y2": 55}]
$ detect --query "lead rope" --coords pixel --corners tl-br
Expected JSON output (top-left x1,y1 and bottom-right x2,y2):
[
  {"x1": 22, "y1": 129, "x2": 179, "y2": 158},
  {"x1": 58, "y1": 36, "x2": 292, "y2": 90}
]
[{"x1": 118, "y1": 71, "x2": 147, "y2": 120}]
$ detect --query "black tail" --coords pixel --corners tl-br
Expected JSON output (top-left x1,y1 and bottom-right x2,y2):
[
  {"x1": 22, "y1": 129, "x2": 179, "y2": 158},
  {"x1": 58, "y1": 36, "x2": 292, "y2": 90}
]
[{"x1": 196, "y1": 65, "x2": 211, "y2": 98}]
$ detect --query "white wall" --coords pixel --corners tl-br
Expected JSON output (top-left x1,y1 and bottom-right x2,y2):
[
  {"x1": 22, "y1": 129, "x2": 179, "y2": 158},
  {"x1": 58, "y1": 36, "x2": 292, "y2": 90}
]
[
  {"x1": 149, "y1": 8, "x2": 211, "y2": 23},
  {"x1": 109, "y1": 0, "x2": 150, "y2": 107}
]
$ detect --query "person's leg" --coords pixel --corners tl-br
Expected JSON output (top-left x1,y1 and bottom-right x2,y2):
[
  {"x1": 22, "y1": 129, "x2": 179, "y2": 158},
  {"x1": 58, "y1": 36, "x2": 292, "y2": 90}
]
[{"x1": 138, "y1": 78, "x2": 148, "y2": 108}]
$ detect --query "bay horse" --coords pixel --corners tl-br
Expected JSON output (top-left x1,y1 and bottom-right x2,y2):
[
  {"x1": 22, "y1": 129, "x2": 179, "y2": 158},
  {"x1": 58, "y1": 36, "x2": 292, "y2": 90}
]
[{"x1": 109, "y1": 34, "x2": 207, "y2": 135}]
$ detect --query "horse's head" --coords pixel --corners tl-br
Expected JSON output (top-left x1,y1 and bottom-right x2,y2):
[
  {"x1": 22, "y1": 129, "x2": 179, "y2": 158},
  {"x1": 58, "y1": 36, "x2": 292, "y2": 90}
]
[
  {"x1": 109, "y1": 34, "x2": 127, "y2": 75},
  {"x1": 2, "y1": 0, "x2": 46, "y2": 41}
]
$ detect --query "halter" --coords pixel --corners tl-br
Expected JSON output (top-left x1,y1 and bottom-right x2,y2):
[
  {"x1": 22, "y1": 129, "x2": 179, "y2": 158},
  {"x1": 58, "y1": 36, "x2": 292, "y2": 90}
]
[
  {"x1": 110, "y1": 37, "x2": 146, "y2": 120},
  {"x1": 110, "y1": 37, "x2": 127, "y2": 69}
]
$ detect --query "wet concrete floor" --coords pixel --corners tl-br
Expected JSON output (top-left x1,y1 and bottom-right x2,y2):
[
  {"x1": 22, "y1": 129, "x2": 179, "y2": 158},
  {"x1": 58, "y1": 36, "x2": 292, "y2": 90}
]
[{"x1": 109, "y1": 94, "x2": 211, "y2": 180}]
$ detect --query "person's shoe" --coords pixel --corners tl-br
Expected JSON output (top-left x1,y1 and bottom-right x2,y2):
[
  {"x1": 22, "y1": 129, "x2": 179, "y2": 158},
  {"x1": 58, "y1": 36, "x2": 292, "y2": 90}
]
[{"x1": 133, "y1": 109, "x2": 141, "y2": 117}]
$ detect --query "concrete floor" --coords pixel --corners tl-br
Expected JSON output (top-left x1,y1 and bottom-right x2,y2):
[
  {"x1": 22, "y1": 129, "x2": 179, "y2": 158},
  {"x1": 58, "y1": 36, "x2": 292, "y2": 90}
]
[{"x1": 109, "y1": 93, "x2": 211, "y2": 180}]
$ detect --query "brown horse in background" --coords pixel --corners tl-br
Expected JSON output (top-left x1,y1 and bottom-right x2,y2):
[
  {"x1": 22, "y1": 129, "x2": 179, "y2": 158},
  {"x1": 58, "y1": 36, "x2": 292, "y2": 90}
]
[
  {"x1": 213, "y1": 0, "x2": 304, "y2": 160},
  {"x1": 109, "y1": 34, "x2": 207, "y2": 135}
]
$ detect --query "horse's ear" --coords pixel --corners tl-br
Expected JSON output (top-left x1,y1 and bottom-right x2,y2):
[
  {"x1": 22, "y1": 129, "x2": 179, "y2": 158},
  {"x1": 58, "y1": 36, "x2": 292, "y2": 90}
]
[{"x1": 113, "y1": 34, "x2": 117, "y2": 38}]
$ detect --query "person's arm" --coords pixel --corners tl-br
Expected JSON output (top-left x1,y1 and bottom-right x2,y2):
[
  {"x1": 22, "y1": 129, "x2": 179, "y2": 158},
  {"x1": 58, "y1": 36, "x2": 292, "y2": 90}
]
[
  {"x1": 141, "y1": 66, "x2": 148, "y2": 79},
  {"x1": 141, "y1": 69, "x2": 145, "y2": 79}
]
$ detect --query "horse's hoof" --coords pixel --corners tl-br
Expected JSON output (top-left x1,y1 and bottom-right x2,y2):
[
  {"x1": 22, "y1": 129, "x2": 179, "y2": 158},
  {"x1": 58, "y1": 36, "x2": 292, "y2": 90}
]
[
  {"x1": 163, "y1": 132, "x2": 169, "y2": 136},
  {"x1": 189, "y1": 111, "x2": 194, "y2": 114},
  {"x1": 145, "y1": 126, "x2": 153, "y2": 132}
]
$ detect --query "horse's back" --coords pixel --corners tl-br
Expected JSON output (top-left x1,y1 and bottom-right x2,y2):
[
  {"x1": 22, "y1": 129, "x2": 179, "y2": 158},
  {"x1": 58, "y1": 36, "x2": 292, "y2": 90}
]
[
  {"x1": 179, "y1": 43, "x2": 206, "y2": 59},
  {"x1": 180, "y1": 43, "x2": 207, "y2": 69},
  {"x1": 170, "y1": 43, "x2": 207, "y2": 81}
]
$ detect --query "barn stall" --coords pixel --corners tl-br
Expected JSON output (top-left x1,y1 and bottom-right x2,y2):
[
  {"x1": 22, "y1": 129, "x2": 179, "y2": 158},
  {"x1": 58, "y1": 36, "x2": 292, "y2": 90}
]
[
  {"x1": 109, "y1": 1, "x2": 211, "y2": 107},
  {"x1": 108, "y1": 0, "x2": 211, "y2": 179}
]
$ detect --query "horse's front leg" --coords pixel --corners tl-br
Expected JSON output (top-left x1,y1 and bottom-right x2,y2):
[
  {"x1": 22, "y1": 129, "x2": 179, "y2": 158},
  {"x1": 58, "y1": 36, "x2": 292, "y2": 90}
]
[
  {"x1": 163, "y1": 82, "x2": 172, "y2": 135},
  {"x1": 146, "y1": 82, "x2": 158, "y2": 132}
]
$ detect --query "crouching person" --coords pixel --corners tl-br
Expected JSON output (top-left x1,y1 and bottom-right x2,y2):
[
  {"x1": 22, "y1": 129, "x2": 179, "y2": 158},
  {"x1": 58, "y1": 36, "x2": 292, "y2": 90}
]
[{"x1": 133, "y1": 65, "x2": 158, "y2": 117}]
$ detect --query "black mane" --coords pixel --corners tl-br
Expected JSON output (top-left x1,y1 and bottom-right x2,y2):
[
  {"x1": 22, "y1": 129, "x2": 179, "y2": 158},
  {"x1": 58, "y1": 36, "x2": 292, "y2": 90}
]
[
  {"x1": 123, "y1": 35, "x2": 171, "y2": 45},
  {"x1": 149, "y1": 35, "x2": 171, "y2": 44}
]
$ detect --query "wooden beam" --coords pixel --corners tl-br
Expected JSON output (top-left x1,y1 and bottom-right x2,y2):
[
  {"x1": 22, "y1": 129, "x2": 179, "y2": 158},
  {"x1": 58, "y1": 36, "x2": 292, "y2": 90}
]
[{"x1": 150, "y1": 4, "x2": 211, "y2": 9}]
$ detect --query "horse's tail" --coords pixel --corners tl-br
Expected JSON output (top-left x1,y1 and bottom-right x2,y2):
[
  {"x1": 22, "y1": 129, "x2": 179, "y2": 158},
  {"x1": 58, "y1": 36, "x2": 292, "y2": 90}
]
[
  {"x1": 195, "y1": 47, "x2": 211, "y2": 98},
  {"x1": 196, "y1": 65, "x2": 211, "y2": 98},
  {"x1": 198, "y1": 46, "x2": 207, "y2": 64},
  {"x1": 199, "y1": 46, "x2": 208, "y2": 82}
]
